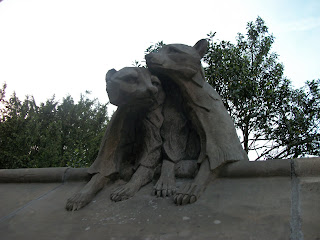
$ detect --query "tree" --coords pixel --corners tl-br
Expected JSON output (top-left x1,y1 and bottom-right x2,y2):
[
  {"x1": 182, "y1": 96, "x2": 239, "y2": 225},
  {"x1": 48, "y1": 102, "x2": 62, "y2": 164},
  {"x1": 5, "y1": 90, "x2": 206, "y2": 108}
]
[
  {"x1": 0, "y1": 93, "x2": 38, "y2": 168},
  {"x1": 57, "y1": 92, "x2": 109, "y2": 168},
  {"x1": 261, "y1": 79, "x2": 320, "y2": 159},
  {"x1": 204, "y1": 17, "x2": 320, "y2": 160},
  {"x1": 0, "y1": 83, "x2": 6, "y2": 105},
  {"x1": 0, "y1": 89, "x2": 109, "y2": 169},
  {"x1": 0, "y1": 83, "x2": 7, "y2": 121}
]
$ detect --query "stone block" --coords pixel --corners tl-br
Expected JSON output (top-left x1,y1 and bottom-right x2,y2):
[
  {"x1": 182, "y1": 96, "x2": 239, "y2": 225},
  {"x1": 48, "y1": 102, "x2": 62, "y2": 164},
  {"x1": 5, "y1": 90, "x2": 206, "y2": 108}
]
[
  {"x1": 0, "y1": 168, "x2": 68, "y2": 183},
  {"x1": 299, "y1": 177, "x2": 320, "y2": 239},
  {"x1": 0, "y1": 177, "x2": 292, "y2": 240},
  {"x1": 294, "y1": 157, "x2": 320, "y2": 177},
  {"x1": 220, "y1": 159, "x2": 291, "y2": 178}
]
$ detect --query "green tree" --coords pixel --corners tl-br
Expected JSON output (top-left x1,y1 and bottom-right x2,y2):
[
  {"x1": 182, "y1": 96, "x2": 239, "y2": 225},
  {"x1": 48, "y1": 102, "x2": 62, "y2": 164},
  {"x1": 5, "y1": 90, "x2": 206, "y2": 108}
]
[
  {"x1": 0, "y1": 83, "x2": 6, "y2": 104},
  {"x1": 28, "y1": 97, "x2": 62, "y2": 167},
  {"x1": 0, "y1": 89, "x2": 109, "y2": 169},
  {"x1": 261, "y1": 79, "x2": 320, "y2": 159},
  {"x1": 0, "y1": 93, "x2": 37, "y2": 168},
  {"x1": 0, "y1": 83, "x2": 7, "y2": 120},
  {"x1": 204, "y1": 17, "x2": 320, "y2": 159},
  {"x1": 58, "y1": 92, "x2": 109, "y2": 168}
]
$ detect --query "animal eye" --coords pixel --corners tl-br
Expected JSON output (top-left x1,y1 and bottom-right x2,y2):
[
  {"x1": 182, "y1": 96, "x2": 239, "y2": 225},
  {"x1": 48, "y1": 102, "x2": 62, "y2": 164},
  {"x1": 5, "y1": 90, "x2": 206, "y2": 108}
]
[
  {"x1": 125, "y1": 77, "x2": 137, "y2": 84},
  {"x1": 152, "y1": 81, "x2": 160, "y2": 87}
]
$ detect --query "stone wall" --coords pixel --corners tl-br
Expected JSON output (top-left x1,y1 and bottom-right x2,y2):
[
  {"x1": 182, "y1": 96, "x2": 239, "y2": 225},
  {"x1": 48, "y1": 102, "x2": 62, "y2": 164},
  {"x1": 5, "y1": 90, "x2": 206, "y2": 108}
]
[{"x1": 0, "y1": 158, "x2": 319, "y2": 240}]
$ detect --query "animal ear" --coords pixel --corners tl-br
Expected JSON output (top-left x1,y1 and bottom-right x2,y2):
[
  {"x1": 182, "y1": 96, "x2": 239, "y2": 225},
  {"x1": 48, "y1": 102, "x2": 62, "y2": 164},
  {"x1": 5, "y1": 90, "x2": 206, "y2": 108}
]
[
  {"x1": 106, "y1": 69, "x2": 117, "y2": 82},
  {"x1": 193, "y1": 39, "x2": 208, "y2": 58}
]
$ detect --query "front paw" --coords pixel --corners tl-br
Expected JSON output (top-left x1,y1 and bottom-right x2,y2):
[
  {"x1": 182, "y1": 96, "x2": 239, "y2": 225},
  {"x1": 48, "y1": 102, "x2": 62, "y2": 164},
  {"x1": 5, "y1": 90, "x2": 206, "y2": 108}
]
[
  {"x1": 66, "y1": 192, "x2": 94, "y2": 211},
  {"x1": 153, "y1": 176, "x2": 176, "y2": 197},
  {"x1": 173, "y1": 183, "x2": 203, "y2": 205},
  {"x1": 110, "y1": 184, "x2": 137, "y2": 202}
]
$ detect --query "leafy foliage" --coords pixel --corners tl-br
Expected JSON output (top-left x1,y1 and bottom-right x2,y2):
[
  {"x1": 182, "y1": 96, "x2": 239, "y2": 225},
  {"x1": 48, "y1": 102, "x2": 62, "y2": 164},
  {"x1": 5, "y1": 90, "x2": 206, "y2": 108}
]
[
  {"x1": 0, "y1": 89, "x2": 109, "y2": 169},
  {"x1": 145, "y1": 41, "x2": 165, "y2": 54},
  {"x1": 0, "y1": 83, "x2": 7, "y2": 117},
  {"x1": 204, "y1": 17, "x2": 320, "y2": 159},
  {"x1": 263, "y1": 79, "x2": 320, "y2": 159}
]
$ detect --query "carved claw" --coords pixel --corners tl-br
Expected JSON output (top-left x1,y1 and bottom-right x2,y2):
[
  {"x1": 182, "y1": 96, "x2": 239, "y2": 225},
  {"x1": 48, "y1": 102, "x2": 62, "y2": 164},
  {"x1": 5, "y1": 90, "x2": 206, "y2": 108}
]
[
  {"x1": 174, "y1": 183, "x2": 202, "y2": 205},
  {"x1": 110, "y1": 185, "x2": 136, "y2": 202},
  {"x1": 153, "y1": 177, "x2": 176, "y2": 197},
  {"x1": 153, "y1": 160, "x2": 176, "y2": 197},
  {"x1": 65, "y1": 193, "x2": 94, "y2": 211}
]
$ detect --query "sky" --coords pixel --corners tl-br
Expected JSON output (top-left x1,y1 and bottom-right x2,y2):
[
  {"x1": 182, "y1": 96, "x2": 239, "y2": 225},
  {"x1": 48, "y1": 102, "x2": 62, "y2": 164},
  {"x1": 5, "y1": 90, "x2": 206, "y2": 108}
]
[{"x1": 0, "y1": 0, "x2": 319, "y2": 106}]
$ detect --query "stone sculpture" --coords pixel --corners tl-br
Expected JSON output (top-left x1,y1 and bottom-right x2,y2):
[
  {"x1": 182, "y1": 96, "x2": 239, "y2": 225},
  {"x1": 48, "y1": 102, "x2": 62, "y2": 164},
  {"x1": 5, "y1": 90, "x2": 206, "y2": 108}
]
[
  {"x1": 66, "y1": 39, "x2": 248, "y2": 211},
  {"x1": 66, "y1": 67, "x2": 165, "y2": 210},
  {"x1": 146, "y1": 39, "x2": 249, "y2": 204}
]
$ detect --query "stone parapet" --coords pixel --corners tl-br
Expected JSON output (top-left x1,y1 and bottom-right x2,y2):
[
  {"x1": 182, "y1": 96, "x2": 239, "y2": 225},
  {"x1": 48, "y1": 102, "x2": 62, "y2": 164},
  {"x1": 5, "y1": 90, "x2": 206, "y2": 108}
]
[
  {"x1": 293, "y1": 157, "x2": 320, "y2": 177},
  {"x1": 1, "y1": 158, "x2": 319, "y2": 183},
  {"x1": 0, "y1": 157, "x2": 319, "y2": 239},
  {"x1": 0, "y1": 167, "x2": 90, "y2": 183}
]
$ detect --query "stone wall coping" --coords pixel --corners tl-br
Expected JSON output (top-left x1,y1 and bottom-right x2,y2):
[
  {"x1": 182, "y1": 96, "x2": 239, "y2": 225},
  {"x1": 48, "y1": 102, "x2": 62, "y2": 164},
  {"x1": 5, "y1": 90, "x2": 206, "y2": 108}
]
[
  {"x1": 0, "y1": 157, "x2": 319, "y2": 183},
  {"x1": 0, "y1": 167, "x2": 90, "y2": 183},
  {"x1": 293, "y1": 157, "x2": 320, "y2": 177}
]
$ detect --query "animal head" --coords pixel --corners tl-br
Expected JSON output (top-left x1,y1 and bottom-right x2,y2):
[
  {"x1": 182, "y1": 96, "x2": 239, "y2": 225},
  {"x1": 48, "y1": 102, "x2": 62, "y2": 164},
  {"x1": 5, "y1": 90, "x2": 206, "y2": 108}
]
[
  {"x1": 106, "y1": 67, "x2": 164, "y2": 108},
  {"x1": 145, "y1": 39, "x2": 208, "y2": 86}
]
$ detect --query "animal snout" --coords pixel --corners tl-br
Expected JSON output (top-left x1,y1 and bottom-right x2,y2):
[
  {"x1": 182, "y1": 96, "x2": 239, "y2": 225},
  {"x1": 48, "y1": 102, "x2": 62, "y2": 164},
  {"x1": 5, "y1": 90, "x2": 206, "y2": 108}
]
[
  {"x1": 148, "y1": 85, "x2": 158, "y2": 96},
  {"x1": 145, "y1": 53, "x2": 153, "y2": 62}
]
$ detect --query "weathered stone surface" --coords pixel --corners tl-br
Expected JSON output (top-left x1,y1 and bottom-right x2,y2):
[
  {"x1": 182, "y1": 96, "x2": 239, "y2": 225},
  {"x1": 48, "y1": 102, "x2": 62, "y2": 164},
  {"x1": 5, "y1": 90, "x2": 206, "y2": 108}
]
[
  {"x1": 294, "y1": 157, "x2": 320, "y2": 177},
  {"x1": 64, "y1": 168, "x2": 91, "y2": 182},
  {"x1": 1, "y1": 158, "x2": 320, "y2": 239},
  {"x1": 0, "y1": 168, "x2": 68, "y2": 183},
  {"x1": 0, "y1": 177, "x2": 291, "y2": 240},
  {"x1": 220, "y1": 159, "x2": 291, "y2": 178},
  {"x1": 0, "y1": 159, "x2": 300, "y2": 183},
  {"x1": 299, "y1": 177, "x2": 320, "y2": 240},
  {"x1": 0, "y1": 167, "x2": 90, "y2": 183},
  {"x1": 0, "y1": 183, "x2": 61, "y2": 219}
]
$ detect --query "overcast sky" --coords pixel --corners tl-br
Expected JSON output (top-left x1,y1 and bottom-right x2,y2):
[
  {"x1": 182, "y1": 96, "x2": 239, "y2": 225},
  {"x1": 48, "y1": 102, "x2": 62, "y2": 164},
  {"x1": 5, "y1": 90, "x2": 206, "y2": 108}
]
[{"x1": 0, "y1": 0, "x2": 319, "y2": 105}]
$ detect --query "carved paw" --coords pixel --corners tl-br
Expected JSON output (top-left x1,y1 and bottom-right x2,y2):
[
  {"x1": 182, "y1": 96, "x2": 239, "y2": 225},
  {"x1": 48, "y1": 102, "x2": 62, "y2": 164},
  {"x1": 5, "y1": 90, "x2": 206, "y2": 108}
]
[
  {"x1": 110, "y1": 184, "x2": 137, "y2": 202},
  {"x1": 153, "y1": 176, "x2": 176, "y2": 197},
  {"x1": 173, "y1": 183, "x2": 203, "y2": 205},
  {"x1": 66, "y1": 192, "x2": 94, "y2": 211}
]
